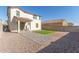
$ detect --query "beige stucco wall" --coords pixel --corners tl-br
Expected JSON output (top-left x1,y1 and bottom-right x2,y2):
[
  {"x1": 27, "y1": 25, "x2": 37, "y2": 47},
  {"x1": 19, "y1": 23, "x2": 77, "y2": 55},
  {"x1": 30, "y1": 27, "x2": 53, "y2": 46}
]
[
  {"x1": 31, "y1": 20, "x2": 41, "y2": 31},
  {"x1": 63, "y1": 21, "x2": 68, "y2": 26}
]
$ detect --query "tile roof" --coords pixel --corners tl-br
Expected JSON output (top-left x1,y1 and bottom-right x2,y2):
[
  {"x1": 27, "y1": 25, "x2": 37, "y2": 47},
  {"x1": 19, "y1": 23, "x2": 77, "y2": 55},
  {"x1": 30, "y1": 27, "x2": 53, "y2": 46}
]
[{"x1": 43, "y1": 19, "x2": 66, "y2": 23}]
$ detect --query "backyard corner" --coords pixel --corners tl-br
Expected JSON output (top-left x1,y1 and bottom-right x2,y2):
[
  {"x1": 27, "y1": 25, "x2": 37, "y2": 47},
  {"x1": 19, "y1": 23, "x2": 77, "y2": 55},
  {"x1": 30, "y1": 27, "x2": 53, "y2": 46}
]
[{"x1": 0, "y1": 6, "x2": 79, "y2": 53}]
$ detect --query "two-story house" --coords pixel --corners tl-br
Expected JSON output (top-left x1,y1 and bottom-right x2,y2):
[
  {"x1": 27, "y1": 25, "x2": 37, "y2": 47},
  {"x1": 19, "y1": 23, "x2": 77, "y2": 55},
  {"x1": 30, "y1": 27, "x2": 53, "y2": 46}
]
[{"x1": 7, "y1": 6, "x2": 41, "y2": 32}]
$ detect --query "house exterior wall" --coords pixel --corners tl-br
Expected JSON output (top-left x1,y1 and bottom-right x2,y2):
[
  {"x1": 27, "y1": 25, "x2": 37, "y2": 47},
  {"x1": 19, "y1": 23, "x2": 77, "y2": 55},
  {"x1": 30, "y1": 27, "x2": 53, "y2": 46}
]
[
  {"x1": 63, "y1": 21, "x2": 69, "y2": 26},
  {"x1": 42, "y1": 22, "x2": 62, "y2": 26},
  {"x1": 9, "y1": 18, "x2": 18, "y2": 32},
  {"x1": 31, "y1": 20, "x2": 41, "y2": 31},
  {"x1": 8, "y1": 7, "x2": 41, "y2": 32},
  {"x1": 9, "y1": 8, "x2": 40, "y2": 22}
]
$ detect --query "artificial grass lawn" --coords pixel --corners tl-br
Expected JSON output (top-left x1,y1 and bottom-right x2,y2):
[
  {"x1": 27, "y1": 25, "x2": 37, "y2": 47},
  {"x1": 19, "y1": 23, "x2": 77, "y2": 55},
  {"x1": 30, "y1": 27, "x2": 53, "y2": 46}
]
[{"x1": 34, "y1": 30, "x2": 56, "y2": 35}]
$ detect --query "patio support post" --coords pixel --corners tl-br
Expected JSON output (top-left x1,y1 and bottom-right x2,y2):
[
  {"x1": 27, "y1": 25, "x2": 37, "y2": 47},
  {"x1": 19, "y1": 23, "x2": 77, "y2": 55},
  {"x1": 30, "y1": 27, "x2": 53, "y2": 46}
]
[{"x1": 18, "y1": 20, "x2": 20, "y2": 32}]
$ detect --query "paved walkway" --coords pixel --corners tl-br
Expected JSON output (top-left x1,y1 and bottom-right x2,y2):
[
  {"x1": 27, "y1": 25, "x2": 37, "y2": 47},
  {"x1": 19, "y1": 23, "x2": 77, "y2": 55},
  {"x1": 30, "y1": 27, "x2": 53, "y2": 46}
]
[
  {"x1": 0, "y1": 31, "x2": 68, "y2": 53},
  {"x1": 38, "y1": 32, "x2": 79, "y2": 53}
]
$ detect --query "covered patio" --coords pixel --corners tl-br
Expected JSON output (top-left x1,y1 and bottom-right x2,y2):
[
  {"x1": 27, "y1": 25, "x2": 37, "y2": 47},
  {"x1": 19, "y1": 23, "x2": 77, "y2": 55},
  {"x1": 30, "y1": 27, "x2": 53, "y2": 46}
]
[{"x1": 13, "y1": 16, "x2": 32, "y2": 32}]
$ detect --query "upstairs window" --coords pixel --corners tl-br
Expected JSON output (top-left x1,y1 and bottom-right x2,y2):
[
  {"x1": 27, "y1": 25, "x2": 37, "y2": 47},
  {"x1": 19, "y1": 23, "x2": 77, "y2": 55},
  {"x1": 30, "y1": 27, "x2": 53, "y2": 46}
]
[
  {"x1": 33, "y1": 15, "x2": 37, "y2": 19},
  {"x1": 16, "y1": 11, "x2": 20, "y2": 17}
]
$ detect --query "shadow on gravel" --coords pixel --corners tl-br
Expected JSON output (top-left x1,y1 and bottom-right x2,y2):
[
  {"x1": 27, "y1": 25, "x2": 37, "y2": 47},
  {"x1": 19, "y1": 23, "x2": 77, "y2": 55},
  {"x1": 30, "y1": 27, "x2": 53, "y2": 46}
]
[{"x1": 37, "y1": 32, "x2": 79, "y2": 53}]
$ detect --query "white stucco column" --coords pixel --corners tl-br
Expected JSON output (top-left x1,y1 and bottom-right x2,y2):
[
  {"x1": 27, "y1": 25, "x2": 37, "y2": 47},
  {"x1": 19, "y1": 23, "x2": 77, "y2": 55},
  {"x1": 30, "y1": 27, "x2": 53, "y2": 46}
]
[
  {"x1": 24, "y1": 22, "x2": 27, "y2": 30},
  {"x1": 18, "y1": 20, "x2": 20, "y2": 32}
]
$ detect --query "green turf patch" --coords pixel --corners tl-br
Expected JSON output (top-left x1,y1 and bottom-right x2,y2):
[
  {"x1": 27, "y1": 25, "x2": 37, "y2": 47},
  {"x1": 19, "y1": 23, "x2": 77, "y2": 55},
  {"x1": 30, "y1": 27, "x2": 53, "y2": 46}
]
[{"x1": 34, "y1": 30, "x2": 56, "y2": 35}]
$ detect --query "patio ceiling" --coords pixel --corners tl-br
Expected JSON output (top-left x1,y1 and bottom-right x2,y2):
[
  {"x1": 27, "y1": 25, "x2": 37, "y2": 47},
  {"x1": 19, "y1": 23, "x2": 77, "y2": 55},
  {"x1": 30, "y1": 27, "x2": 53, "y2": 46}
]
[{"x1": 13, "y1": 16, "x2": 32, "y2": 22}]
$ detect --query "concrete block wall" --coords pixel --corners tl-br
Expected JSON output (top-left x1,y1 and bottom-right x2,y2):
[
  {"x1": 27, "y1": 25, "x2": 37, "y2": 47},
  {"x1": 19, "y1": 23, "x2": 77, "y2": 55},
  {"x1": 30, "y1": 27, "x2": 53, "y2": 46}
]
[
  {"x1": 0, "y1": 21, "x2": 3, "y2": 32},
  {"x1": 42, "y1": 25, "x2": 79, "y2": 32},
  {"x1": 0, "y1": 21, "x2": 3, "y2": 38}
]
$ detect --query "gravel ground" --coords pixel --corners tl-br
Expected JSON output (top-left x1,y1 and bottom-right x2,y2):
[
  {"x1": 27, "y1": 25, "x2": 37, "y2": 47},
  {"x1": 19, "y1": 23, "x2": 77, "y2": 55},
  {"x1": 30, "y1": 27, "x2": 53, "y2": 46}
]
[
  {"x1": 38, "y1": 32, "x2": 79, "y2": 53},
  {"x1": 0, "y1": 32, "x2": 68, "y2": 53}
]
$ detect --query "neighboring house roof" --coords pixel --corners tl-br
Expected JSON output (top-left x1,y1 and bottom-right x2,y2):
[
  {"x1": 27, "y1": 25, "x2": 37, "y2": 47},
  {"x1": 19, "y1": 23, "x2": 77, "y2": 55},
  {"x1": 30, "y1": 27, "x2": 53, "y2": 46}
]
[
  {"x1": 42, "y1": 19, "x2": 67, "y2": 23},
  {"x1": 13, "y1": 16, "x2": 32, "y2": 22},
  {"x1": 8, "y1": 6, "x2": 41, "y2": 17}
]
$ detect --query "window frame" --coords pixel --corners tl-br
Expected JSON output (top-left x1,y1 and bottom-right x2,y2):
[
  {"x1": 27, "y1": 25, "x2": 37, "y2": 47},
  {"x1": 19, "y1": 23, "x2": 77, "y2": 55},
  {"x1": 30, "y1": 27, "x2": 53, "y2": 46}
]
[
  {"x1": 39, "y1": 16, "x2": 41, "y2": 20},
  {"x1": 33, "y1": 15, "x2": 37, "y2": 19},
  {"x1": 16, "y1": 10, "x2": 20, "y2": 17}
]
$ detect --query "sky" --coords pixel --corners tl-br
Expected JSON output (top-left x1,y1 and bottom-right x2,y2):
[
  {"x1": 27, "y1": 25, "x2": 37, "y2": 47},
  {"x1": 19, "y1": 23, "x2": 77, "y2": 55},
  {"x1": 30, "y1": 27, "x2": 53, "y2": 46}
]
[{"x1": 0, "y1": 6, "x2": 79, "y2": 26}]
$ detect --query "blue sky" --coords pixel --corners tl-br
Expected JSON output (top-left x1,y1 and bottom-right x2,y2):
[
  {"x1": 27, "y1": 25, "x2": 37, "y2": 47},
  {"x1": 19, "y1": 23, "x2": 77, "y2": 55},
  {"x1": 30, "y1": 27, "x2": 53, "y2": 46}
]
[{"x1": 0, "y1": 6, "x2": 79, "y2": 26}]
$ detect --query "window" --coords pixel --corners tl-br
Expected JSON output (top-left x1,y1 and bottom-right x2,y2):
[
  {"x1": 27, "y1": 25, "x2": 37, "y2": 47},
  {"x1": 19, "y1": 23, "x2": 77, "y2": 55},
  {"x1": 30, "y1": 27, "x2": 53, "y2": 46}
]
[
  {"x1": 16, "y1": 11, "x2": 20, "y2": 16},
  {"x1": 36, "y1": 23, "x2": 38, "y2": 28},
  {"x1": 33, "y1": 15, "x2": 37, "y2": 19}
]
